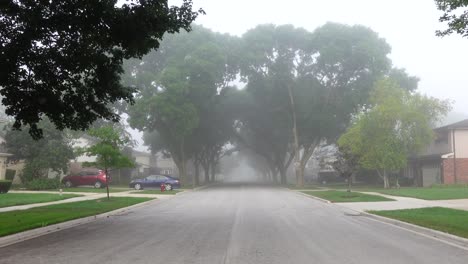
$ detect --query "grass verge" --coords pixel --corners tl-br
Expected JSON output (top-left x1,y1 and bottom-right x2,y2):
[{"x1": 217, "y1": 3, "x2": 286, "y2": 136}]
[
  {"x1": 370, "y1": 207, "x2": 468, "y2": 239},
  {"x1": 0, "y1": 193, "x2": 81, "y2": 208},
  {"x1": 130, "y1": 190, "x2": 181, "y2": 195},
  {"x1": 302, "y1": 190, "x2": 393, "y2": 203},
  {"x1": 0, "y1": 197, "x2": 153, "y2": 237},
  {"x1": 374, "y1": 187, "x2": 468, "y2": 200},
  {"x1": 288, "y1": 184, "x2": 322, "y2": 190},
  {"x1": 60, "y1": 187, "x2": 130, "y2": 193}
]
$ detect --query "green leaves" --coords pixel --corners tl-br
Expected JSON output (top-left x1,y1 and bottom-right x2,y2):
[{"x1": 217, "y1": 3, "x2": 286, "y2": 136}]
[
  {"x1": 0, "y1": 0, "x2": 202, "y2": 138},
  {"x1": 80, "y1": 126, "x2": 134, "y2": 170},
  {"x1": 435, "y1": 0, "x2": 468, "y2": 37},
  {"x1": 338, "y1": 78, "x2": 451, "y2": 175}
]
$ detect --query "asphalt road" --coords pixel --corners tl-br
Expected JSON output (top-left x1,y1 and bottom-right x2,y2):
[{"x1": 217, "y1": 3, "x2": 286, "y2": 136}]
[{"x1": 1, "y1": 183, "x2": 468, "y2": 264}]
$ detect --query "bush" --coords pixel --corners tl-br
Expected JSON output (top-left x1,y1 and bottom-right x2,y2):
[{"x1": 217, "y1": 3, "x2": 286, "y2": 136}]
[
  {"x1": 0, "y1": 180, "x2": 12, "y2": 194},
  {"x1": 25, "y1": 178, "x2": 60, "y2": 190},
  {"x1": 5, "y1": 169, "x2": 16, "y2": 181}
]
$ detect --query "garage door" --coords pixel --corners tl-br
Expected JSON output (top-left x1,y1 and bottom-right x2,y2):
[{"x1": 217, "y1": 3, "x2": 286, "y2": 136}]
[{"x1": 422, "y1": 164, "x2": 441, "y2": 187}]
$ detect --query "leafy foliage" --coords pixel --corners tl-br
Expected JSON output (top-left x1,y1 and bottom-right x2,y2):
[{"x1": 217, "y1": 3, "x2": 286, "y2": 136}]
[
  {"x1": 80, "y1": 126, "x2": 134, "y2": 171},
  {"x1": 338, "y1": 78, "x2": 451, "y2": 188},
  {"x1": 0, "y1": 0, "x2": 203, "y2": 138},
  {"x1": 4, "y1": 119, "x2": 74, "y2": 182},
  {"x1": 435, "y1": 0, "x2": 468, "y2": 37}
]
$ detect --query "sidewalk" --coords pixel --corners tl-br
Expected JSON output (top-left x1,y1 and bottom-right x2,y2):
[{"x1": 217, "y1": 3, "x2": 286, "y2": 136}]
[
  {"x1": 0, "y1": 190, "x2": 179, "y2": 213},
  {"x1": 336, "y1": 191, "x2": 468, "y2": 212}
]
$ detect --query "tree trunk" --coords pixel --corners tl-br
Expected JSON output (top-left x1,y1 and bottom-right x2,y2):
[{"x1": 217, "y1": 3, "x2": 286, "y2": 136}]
[
  {"x1": 193, "y1": 161, "x2": 200, "y2": 188},
  {"x1": 383, "y1": 169, "x2": 389, "y2": 189},
  {"x1": 287, "y1": 84, "x2": 301, "y2": 188},
  {"x1": 271, "y1": 168, "x2": 279, "y2": 183},
  {"x1": 203, "y1": 163, "x2": 210, "y2": 183},
  {"x1": 279, "y1": 166, "x2": 287, "y2": 185},
  {"x1": 105, "y1": 168, "x2": 110, "y2": 200},
  {"x1": 210, "y1": 162, "x2": 216, "y2": 182},
  {"x1": 347, "y1": 176, "x2": 352, "y2": 192},
  {"x1": 179, "y1": 139, "x2": 187, "y2": 186}
]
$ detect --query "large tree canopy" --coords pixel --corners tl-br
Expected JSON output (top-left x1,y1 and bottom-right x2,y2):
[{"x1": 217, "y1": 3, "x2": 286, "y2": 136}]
[{"x1": 0, "y1": 0, "x2": 203, "y2": 138}]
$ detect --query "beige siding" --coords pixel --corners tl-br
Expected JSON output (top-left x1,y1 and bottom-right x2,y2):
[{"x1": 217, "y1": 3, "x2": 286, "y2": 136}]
[{"x1": 454, "y1": 129, "x2": 468, "y2": 158}]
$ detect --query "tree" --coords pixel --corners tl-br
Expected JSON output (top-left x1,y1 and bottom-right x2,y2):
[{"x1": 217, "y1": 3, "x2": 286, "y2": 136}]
[
  {"x1": 237, "y1": 23, "x2": 394, "y2": 186},
  {"x1": 338, "y1": 78, "x2": 450, "y2": 188},
  {"x1": 4, "y1": 119, "x2": 74, "y2": 183},
  {"x1": 332, "y1": 147, "x2": 360, "y2": 192},
  {"x1": 129, "y1": 67, "x2": 199, "y2": 186},
  {"x1": 128, "y1": 26, "x2": 238, "y2": 186},
  {"x1": 0, "y1": 0, "x2": 203, "y2": 138},
  {"x1": 79, "y1": 126, "x2": 134, "y2": 199},
  {"x1": 435, "y1": 0, "x2": 468, "y2": 37}
]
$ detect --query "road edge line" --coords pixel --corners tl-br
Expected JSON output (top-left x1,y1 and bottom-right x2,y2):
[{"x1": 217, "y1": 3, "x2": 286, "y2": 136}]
[{"x1": 0, "y1": 198, "x2": 158, "y2": 249}]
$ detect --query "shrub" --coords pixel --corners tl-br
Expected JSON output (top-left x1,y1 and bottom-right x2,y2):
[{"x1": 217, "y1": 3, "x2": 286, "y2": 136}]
[
  {"x1": 25, "y1": 178, "x2": 60, "y2": 190},
  {"x1": 0, "y1": 180, "x2": 12, "y2": 194},
  {"x1": 5, "y1": 169, "x2": 16, "y2": 181}
]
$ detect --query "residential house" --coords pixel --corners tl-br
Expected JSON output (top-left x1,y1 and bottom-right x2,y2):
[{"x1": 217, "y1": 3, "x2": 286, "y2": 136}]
[
  {"x1": 155, "y1": 152, "x2": 178, "y2": 177},
  {"x1": 405, "y1": 119, "x2": 468, "y2": 186}
]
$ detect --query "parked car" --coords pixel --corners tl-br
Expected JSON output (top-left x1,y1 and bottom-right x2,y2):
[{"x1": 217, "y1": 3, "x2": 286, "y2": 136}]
[
  {"x1": 62, "y1": 170, "x2": 110, "y2": 188},
  {"x1": 129, "y1": 175, "x2": 180, "y2": 190}
]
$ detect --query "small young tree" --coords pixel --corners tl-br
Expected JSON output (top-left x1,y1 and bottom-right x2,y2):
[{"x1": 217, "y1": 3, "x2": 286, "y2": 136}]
[
  {"x1": 332, "y1": 147, "x2": 360, "y2": 192},
  {"x1": 80, "y1": 126, "x2": 134, "y2": 199}
]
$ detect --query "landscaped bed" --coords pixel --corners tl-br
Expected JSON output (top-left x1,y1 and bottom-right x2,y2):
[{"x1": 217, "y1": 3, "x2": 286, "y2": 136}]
[
  {"x1": 302, "y1": 190, "x2": 393, "y2": 203},
  {"x1": 0, "y1": 197, "x2": 153, "y2": 237},
  {"x1": 0, "y1": 193, "x2": 81, "y2": 208},
  {"x1": 131, "y1": 190, "x2": 181, "y2": 195},
  {"x1": 370, "y1": 207, "x2": 468, "y2": 239}
]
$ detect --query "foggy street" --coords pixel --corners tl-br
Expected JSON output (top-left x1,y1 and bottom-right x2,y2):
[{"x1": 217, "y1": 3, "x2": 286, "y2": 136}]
[{"x1": 1, "y1": 183, "x2": 467, "y2": 264}]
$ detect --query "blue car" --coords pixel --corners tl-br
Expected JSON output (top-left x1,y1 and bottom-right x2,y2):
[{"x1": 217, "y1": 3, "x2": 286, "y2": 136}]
[{"x1": 129, "y1": 175, "x2": 180, "y2": 190}]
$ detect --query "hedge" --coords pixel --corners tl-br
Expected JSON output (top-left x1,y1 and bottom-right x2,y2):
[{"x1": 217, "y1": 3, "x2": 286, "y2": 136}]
[{"x1": 0, "y1": 180, "x2": 12, "y2": 194}]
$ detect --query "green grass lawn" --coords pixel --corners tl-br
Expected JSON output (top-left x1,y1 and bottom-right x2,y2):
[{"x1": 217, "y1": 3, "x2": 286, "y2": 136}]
[
  {"x1": 373, "y1": 187, "x2": 468, "y2": 200},
  {"x1": 0, "y1": 197, "x2": 153, "y2": 237},
  {"x1": 370, "y1": 207, "x2": 468, "y2": 239},
  {"x1": 302, "y1": 190, "x2": 393, "y2": 203},
  {"x1": 288, "y1": 184, "x2": 322, "y2": 190},
  {"x1": 0, "y1": 193, "x2": 81, "y2": 208},
  {"x1": 130, "y1": 190, "x2": 181, "y2": 195}
]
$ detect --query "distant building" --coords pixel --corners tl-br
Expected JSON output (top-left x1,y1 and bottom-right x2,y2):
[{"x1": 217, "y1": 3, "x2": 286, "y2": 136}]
[{"x1": 404, "y1": 119, "x2": 468, "y2": 186}]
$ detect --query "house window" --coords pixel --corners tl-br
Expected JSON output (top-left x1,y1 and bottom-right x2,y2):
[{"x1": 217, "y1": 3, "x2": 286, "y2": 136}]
[{"x1": 435, "y1": 132, "x2": 449, "y2": 144}]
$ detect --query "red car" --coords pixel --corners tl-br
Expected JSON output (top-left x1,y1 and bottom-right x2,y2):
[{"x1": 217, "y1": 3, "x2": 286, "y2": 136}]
[{"x1": 62, "y1": 170, "x2": 110, "y2": 188}]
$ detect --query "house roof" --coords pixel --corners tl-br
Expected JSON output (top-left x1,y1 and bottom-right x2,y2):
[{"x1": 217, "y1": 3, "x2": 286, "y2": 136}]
[
  {"x1": 435, "y1": 119, "x2": 468, "y2": 131},
  {"x1": 132, "y1": 149, "x2": 152, "y2": 157}
]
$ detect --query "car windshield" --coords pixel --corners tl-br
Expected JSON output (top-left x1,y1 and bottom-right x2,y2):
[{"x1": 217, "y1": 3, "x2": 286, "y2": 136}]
[{"x1": 1, "y1": 1, "x2": 468, "y2": 263}]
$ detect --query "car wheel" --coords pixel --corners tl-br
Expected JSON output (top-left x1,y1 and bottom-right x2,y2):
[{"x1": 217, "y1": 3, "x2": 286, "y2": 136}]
[
  {"x1": 65, "y1": 181, "x2": 73, "y2": 188},
  {"x1": 165, "y1": 184, "x2": 172, "y2": 191},
  {"x1": 134, "y1": 183, "x2": 142, "y2": 190},
  {"x1": 94, "y1": 181, "x2": 103, "y2": 189}
]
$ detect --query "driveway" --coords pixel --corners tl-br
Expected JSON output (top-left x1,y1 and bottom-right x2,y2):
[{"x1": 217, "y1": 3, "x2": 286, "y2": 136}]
[{"x1": 0, "y1": 183, "x2": 467, "y2": 264}]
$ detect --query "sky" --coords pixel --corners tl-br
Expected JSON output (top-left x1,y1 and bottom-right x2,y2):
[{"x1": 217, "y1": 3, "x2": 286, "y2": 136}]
[
  {"x1": 134, "y1": 0, "x2": 468, "y2": 151},
  {"x1": 182, "y1": 0, "x2": 467, "y2": 112}
]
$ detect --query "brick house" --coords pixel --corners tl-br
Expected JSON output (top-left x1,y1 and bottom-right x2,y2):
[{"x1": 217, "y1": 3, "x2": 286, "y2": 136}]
[{"x1": 405, "y1": 119, "x2": 468, "y2": 186}]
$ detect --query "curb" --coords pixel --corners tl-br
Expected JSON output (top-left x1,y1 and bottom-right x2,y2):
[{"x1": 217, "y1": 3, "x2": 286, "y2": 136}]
[
  {"x1": 290, "y1": 189, "x2": 468, "y2": 250},
  {"x1": 291, "y1": 189, "x2": 332, "y2": 204},
  {"x1": 0, "y1": 198, "x2": 158, "y2": 249},
  {"x1": 358, "y1": 209, "x2": 468, "y2": 250}
]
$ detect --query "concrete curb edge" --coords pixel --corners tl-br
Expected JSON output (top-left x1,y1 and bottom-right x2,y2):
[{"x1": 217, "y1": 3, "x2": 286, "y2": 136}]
[{"x1": 291, "y1": 189, "x2": 468, "y2": 250}]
